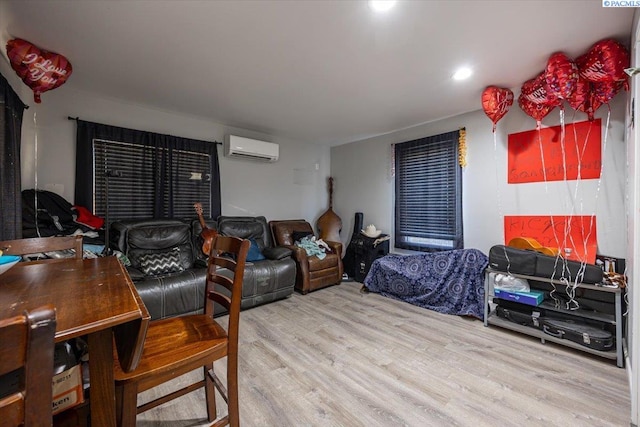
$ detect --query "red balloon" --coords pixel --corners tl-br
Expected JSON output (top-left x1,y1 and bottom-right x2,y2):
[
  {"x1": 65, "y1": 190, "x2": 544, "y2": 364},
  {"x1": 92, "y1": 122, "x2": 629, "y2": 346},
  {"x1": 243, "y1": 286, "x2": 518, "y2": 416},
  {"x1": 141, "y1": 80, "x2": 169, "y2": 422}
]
[
  {"x1": 481, "y1": 86, "x2": 514, "y2": 131},
  {"x1": 545, "y1": 52, "x2": 578, "y2": 100},
  {"x1": 567, "y1": 76, "x2": 601, "y2": 121},
  {"x1": 5, "y1": 38, "x2": 72, "y2": 103},
  {"x1": 521, "y1": 73, "x2": 560, "y2": 107},
  {"x1": 592, "y1": 79, "x2": 624, "y2": 105},
  {"x1": 518, "y1": 93, "x2": 554, "y2": 126},
  {"x1": 577, "y1": 39, "x2": 630, "y2": 83}
]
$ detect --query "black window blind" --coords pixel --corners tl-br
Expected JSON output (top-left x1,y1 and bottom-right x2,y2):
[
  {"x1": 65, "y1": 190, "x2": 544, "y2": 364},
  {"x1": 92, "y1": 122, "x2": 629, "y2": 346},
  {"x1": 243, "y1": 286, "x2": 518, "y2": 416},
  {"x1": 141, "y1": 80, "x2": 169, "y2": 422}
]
[
  {"x1": 394, "y1": 129, "x2": 463, "y2": 251},
  {"x1": 93, "y1": 139, "x2": 212, "y2": 221}
]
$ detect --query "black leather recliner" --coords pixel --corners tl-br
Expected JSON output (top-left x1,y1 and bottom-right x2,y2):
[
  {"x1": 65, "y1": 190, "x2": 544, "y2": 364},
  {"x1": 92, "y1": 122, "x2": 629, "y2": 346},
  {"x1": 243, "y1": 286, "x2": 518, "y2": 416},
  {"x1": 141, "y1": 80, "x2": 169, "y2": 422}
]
[
  {"x1": 217, "y1": 216, "x2": 296, "y2": 308},
  {"x1": 111, "y1": 219, "x2": 208, "y2": 320}
]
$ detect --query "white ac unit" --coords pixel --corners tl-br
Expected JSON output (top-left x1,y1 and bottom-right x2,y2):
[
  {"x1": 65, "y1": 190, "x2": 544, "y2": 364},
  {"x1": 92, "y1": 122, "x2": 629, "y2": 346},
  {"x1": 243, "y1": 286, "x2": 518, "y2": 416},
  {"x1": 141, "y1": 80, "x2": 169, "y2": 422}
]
[{"x1": 223, "y1": 135, "x2": 279, "y2": 162}]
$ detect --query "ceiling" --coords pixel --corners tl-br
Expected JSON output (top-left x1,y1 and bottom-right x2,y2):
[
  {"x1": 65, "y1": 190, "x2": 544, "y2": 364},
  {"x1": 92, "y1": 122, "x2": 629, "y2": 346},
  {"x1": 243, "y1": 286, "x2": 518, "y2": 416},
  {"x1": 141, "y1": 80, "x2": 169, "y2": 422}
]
[{"x1": 1, "y1": 1, "x2": 634, "y2": 146}]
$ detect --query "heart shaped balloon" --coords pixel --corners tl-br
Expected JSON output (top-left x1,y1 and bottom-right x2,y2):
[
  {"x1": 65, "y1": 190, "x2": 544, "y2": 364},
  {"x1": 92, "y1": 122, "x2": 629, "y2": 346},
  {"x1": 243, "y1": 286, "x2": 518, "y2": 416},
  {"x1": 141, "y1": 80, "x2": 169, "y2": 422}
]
[
  {"x1": 567, "y1": 76, "x2": 601, "y2": 121},
  {"x1": 592, "y1": 79, "x2": 624, "y2": 105},
  {"x1": 481, "y1": 86, "x2": 514, "y2": 131},
  {"x1": 518, "y1": 94, "x2": 554, "y2": 127},
  {"x1": 545, "y1": 52, "x2": 578, "y2": 100},
  {"x1": 6, "y1": 38, "x2": 73, "y2": 103},
  {"x1": 577, "y1": 39, "x2": 629, "y2": 83},
  {"x1": 521, "y1": 73, "x2": 560, "y2": 107}
]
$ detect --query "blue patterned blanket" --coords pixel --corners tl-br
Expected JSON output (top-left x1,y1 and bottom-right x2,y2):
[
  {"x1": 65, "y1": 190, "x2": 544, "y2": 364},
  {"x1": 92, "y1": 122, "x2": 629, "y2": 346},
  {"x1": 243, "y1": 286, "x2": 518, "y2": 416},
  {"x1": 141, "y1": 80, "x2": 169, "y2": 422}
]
[{"x1": 363, "y1": 249, "x2": 489, "y2": 320}]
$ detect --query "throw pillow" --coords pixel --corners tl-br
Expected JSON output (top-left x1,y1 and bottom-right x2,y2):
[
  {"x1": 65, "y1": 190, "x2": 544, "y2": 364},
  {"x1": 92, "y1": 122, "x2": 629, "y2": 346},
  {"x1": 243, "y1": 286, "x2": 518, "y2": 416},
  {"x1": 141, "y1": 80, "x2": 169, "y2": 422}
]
[
  {"x1": 139, "y1": 248, "x2": 184, "y2": 276},
  {"x1": 246, "y1": 238, "x2": 266, "y2": 262},
  {"x1": 292, "y1": 230, "x2": 313, "y2": 243}
]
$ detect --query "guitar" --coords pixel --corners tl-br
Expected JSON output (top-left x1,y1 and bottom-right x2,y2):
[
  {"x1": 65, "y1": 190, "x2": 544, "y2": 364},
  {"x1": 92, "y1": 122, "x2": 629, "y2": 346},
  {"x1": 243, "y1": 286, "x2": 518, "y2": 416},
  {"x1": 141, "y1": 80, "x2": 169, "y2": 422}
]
[
  {"x1": 316, "y1": 177, "x2": 342, "y2": 243},
  {"x1": 193, "y1": 202, "x2": 218, "y2": 256},
  {"x1": 508, "y1": 237, "x2": 560, "y2": 257}
]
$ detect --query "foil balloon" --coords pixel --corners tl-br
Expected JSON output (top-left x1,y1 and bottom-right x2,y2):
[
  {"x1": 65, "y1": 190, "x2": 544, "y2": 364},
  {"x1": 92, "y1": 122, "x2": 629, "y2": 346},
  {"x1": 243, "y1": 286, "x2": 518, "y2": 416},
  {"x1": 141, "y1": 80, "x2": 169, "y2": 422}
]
[
  {"x1": 577, "y1": 39, "x2": 630, "y2": 83},
  {"x1": 5, "y1": 38, "x2": 72, "y2": 103},
  {"x1": 592, "y1": 79, "x2": 624, "y2": 105},
  {"x1": 481, "y1": 86, "x2": 514, "y2": 132},
  {"x1": 545, "y1": 52, "x2": 578, "y2": 100},
  {"x1": 521, "y1": 73, "x2": 560, "y2": 107},
  {"x1": 518, "y1": 94, "x2": 554, "y2": 128},
  {"x1": 567, "y1": 76, "x2": 600, "y2": 121}
]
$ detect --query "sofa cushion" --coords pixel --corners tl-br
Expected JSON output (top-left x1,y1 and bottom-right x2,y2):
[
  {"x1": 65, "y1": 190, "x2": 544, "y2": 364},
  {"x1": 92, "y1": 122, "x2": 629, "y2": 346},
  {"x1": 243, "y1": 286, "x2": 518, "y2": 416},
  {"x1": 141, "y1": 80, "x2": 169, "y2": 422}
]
[{"x1": 139, "y1": 248, "x2": 184, "y2": 276}]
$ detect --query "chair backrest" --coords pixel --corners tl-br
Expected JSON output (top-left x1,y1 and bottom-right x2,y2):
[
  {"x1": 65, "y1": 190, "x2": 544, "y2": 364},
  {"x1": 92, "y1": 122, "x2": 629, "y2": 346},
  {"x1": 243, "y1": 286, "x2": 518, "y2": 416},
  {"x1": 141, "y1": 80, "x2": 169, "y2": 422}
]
[
  {"x1": 0, "y1": 305, "x2": 56, "y2": 426},
  {"x1": 205, "y1": 236, "x2": 250, "y2": 344},
  {"x1": 0, "y1": 235, "x2": 83, "y2": 259},
  {"x1": 269, "y1": 219, "x2": 314, "y2": 246},
  {"x1": 217, "y1": 216, "x2": 274, "y2": 249}
]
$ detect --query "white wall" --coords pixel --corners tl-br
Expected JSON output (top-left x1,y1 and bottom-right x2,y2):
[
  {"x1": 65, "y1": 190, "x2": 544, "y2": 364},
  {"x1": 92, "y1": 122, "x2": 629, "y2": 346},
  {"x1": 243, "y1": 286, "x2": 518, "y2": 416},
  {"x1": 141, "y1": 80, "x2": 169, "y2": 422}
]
[
  {"x1": 0, "y1": 53, "x2": 331, "y2": 225},
  {"x1": 627, "y1": 9, "x2": 640, "y2": 427},
  {"x1": 331, "y1": 94, "x2": 628, "y2": 259}
]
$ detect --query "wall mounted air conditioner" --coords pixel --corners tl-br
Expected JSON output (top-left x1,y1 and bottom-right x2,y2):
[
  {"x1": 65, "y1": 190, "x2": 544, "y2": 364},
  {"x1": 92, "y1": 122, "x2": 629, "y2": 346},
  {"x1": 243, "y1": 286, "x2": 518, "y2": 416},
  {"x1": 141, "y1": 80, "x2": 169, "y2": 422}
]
[{"x1": 224, "y1": 135, "x2": 279, "y2": 162}]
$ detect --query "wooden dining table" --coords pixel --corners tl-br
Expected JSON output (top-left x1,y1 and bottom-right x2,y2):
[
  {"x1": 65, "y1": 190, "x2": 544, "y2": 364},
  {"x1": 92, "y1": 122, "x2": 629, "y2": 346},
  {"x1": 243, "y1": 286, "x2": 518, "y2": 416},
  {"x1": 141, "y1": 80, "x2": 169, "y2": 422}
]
[{"x1": 0, "y1": 255, "x2": 150, "y2": 427}]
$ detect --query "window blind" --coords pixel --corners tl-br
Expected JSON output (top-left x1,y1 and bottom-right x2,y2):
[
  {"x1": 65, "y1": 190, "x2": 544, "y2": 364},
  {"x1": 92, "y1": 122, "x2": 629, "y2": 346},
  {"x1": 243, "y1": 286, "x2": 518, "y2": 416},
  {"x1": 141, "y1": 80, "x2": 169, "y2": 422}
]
[
  {"x1": 93, "y1": 139, "x2": 212, "y2": 221},
  {"x1": 394, "y1": 129, "x2": 463, "y2": 251}
]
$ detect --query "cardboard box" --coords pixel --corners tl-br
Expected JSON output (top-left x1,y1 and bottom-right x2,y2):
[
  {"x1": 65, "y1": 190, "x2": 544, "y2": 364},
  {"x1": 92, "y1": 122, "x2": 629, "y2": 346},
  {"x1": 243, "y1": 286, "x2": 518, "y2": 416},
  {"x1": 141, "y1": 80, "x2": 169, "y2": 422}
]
[
  {"x1": 52, "y1": 364, "x2": 84, "y2": 415},
  {"x1": 494, "y1": 289, "x2": 545, "y2": 306}
]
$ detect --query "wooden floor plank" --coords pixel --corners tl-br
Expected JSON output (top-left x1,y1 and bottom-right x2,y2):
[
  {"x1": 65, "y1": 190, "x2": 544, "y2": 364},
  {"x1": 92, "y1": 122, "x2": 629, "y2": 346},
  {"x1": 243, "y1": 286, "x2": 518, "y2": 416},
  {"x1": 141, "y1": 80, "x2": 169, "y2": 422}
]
[{"x1": 136, "y1": 282, "x2": 630, "y2": 426}]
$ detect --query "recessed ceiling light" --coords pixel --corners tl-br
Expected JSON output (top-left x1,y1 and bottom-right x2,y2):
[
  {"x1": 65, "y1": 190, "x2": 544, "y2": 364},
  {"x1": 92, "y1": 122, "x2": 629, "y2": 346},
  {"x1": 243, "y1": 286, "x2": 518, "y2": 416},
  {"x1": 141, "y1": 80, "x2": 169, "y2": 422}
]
[
  {"x1": 453, "y1": 67, "x2": 472, "y2": 81},
  {"x1": 369, "y1": 1, "x2": 397, "y2": 12}
]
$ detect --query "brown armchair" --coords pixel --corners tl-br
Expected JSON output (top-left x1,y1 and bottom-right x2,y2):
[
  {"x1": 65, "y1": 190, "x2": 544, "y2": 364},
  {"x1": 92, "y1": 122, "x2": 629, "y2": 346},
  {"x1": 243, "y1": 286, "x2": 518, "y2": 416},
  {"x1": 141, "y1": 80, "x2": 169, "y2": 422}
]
[{"x1": 269, "y1": 219, "x2": 343, "y2": 294}]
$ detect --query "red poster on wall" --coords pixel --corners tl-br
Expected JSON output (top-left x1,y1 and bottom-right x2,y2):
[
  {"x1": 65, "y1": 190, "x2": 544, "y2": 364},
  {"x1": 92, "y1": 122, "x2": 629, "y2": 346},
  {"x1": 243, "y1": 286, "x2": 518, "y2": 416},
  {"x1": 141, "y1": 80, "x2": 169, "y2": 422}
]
[
  {"x1": 504, "y1": 215, "x2": 597, "y2": 264},
  {"x1": 507, "y1": 119, "x2": 601, "y2": 184}
]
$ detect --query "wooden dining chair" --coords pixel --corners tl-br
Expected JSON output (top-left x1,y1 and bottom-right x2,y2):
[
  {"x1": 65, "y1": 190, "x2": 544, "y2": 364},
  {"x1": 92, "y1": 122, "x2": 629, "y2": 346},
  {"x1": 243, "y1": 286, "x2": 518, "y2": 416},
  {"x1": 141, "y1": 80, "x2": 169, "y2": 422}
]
[
  {"x1": 0, "y1": 304, "x2": 57, "y2": 427},
  {"x1": 114, "y1": 235, "x2": 250, "y2": 427},
  {"x1": 0, "y1": 235, "x2": 83, "y2": 259}
]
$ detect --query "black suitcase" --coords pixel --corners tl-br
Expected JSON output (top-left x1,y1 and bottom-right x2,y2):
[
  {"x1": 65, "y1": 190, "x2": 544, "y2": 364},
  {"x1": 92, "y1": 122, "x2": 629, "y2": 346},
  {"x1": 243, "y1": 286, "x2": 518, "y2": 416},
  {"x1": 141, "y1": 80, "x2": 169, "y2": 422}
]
[
  {"x1": 488, "y1": 245, "x2": 537, "y2": 276},
  {"x1": 541, "y1": 318, "x2": 614, "y2": 351},
  {"x1": 496, "y1": 304, "x2": 543, "y2": 329}
]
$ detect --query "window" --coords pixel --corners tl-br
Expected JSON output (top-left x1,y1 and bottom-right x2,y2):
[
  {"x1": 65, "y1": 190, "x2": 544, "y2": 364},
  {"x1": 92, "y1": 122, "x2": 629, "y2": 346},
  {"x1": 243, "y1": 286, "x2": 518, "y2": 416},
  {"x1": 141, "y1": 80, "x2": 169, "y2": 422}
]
[
  {"x1": 394, "y1": 129, "x2": 463, "y2": 251},
  {"x1": 93, "y1": 140, "x2": 212, "y2": 220},
  {"x1": 75, "y1": 119, "x2": 221, "y2": 222}
]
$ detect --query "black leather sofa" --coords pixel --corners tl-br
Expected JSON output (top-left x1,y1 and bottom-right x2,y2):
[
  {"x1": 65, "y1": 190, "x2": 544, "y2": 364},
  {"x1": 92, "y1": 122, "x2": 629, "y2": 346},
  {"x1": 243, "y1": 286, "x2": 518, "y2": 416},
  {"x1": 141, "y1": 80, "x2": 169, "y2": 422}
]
[{"x1": 111, "y1": 216, "x2": 296, "y2": 320}]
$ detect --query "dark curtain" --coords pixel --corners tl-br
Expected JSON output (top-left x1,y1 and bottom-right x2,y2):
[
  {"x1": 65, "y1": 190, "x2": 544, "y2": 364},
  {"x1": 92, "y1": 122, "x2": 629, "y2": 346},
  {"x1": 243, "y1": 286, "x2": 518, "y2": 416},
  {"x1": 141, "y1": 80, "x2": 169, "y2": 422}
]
[
  {"x1": 0, "y1": 72, "x2": 27, "y2": 240},
  {"x1": 74, "y1": 119, "x2": 221, "y2": 219}
]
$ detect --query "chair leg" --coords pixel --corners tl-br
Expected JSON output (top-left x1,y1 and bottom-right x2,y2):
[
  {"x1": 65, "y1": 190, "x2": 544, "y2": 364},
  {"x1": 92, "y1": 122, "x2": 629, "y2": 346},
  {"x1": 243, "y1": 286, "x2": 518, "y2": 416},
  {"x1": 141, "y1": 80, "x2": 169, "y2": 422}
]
[
  {"x1": 227, "y1": 354, "x2": 239, "y2": 427},
  {"x1": 205, "y1": 363, "x2": 217, "y2": 422},
  {"x1": 118, "y1": 382, "x2": 139, "y2": 427}
]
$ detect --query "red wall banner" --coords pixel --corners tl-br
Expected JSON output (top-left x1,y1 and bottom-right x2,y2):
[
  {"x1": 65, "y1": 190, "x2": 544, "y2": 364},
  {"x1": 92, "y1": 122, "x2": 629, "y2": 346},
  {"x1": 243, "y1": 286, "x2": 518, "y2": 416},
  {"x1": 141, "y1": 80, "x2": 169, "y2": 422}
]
[
  {"x1": 507, "y1": 119, "x2": 601, "y2": 184},
  {"x1": 504, "y1": 215, "x2": 597, "y2": 264}
]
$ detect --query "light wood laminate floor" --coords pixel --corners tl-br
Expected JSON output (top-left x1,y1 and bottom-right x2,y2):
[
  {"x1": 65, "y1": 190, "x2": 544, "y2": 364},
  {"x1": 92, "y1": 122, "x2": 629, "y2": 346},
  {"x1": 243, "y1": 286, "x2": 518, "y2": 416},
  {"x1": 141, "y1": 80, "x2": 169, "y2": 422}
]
[{"x1": 136, "y1": 282, "x2": 630, "y2": 426}]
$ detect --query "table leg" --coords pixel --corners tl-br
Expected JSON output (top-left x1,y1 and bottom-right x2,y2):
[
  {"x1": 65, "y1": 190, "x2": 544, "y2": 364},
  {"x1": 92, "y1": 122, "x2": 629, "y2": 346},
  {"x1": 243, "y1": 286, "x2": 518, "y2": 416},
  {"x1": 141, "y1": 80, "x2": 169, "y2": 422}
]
[{"x1": 88, "y1": 329, "x2": 117, "y2": 427}]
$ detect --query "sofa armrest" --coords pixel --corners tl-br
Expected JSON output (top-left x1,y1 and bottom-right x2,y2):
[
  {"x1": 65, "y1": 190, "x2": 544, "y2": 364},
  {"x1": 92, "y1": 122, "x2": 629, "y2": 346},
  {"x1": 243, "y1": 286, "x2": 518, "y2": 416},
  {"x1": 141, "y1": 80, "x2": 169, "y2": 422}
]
[
  {"x1": 325, "y1": 240, "x2": 343, "y2": 256},
  {"x1": 263, "y1": 246, "x2": 292, "y2": 260},
  {"x1": 126, "y1": 266, "x2": 146, "y2": 281},
  {"x1": 194, "y1": 258, "x2": 208, "y2": 268},
  {"x1": 288, "y1": 245, "x2": 310, "y2": 264}
]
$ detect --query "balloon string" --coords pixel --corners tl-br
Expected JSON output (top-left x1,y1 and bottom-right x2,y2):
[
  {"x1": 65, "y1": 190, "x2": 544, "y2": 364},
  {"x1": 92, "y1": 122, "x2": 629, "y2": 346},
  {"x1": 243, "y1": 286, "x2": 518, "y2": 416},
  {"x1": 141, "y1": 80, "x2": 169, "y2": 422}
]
[
  {"x1": 493, "y1": 130, "x2": 511, "y2": 274},
  {"x1": 536, "y1": 123, "x2": 566, "y2": 307},
  {"x1": 33, "y1": 111, "x2": 41, "y2": 237}
]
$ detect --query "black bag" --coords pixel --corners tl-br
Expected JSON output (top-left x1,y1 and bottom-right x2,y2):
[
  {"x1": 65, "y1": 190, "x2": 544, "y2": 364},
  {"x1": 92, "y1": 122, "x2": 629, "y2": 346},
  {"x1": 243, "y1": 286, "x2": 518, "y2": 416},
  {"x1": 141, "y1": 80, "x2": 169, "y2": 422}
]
[
  {"x1": 22, "y1": 189, "x2": 77, "y2": 237},
  {"x1": 488, "y1": 245, "x2": 537, "y2": 276},
  {"x1": 495, "y1": 303, "x2": 543, "y2": 329},
  {"x1": 541, "y1": 317, "x2": 614, "y2": 351}
]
